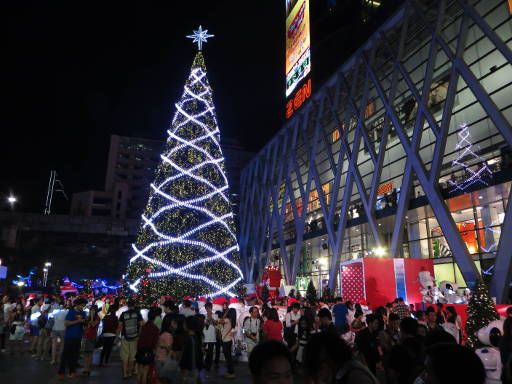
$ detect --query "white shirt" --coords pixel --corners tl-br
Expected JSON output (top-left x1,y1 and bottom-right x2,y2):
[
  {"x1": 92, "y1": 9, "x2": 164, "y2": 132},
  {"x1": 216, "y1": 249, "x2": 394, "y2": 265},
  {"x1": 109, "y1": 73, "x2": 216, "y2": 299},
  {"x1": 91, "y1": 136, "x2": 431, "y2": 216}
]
[
  {"x1": 31, "y1": 304, "x2": 40, "y2": 314},
  {"x1": 243, "y1": 317, "x2": 261, "y2": 343},
  {"x1": 203, "y1": 313, "x2": 218, "y2": 343},
  {"x1": 3, "y1": 303, "x2": 12, "y2": 319},
  {"x1": 52, "y1": 309, "x2": 69, "y2": 332},
  {"x1": 179, "y1": 306, "x2": 196, "y2": 318},
  {"x1": 221, "y1": 321, "x2": 234, "y2": 342},
  {"x1": 116, "y1": 305, "x2": 128, "y2": 319},
  {"x1": 285, "y1": 311, "x2": 301, "y2": 334}
]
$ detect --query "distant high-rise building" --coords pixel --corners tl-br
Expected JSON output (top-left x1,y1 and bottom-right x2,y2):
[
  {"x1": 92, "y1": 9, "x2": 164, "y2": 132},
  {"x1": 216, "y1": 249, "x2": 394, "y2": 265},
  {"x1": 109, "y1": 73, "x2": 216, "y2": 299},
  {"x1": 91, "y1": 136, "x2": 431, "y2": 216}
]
[
  {"x1": 71, "y1": 135, "x2": 162, "y2": 219},
  {"x1": 71, "y1": 134, "x2": 253, "y2": 223}
]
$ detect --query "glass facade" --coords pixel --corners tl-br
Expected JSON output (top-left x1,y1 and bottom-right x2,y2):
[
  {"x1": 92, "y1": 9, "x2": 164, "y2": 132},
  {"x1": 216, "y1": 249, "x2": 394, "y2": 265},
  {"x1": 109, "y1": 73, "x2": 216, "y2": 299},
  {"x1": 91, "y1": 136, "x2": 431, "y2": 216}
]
[{"x1": 240, "y1": 0, "x2": 512, "y2": 300}]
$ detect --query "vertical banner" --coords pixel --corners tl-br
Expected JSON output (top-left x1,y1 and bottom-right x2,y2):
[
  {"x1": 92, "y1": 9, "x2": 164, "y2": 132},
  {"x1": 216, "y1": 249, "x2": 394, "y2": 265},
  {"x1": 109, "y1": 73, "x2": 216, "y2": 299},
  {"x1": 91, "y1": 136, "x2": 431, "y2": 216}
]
[
  {"x1": 340, "y1": 261, "x2": 365, "y2": 303},
  {"x1": 393, "y1": 258, "x2": 407, "y2": 300},
  {"x1": 285, "y1": 0, "x2": 311, "y2": 119}
]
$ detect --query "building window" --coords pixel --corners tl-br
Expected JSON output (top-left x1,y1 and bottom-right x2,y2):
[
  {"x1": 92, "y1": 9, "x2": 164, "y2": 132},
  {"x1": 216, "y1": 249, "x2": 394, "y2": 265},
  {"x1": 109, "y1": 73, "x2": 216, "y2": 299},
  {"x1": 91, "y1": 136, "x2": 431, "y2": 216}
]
[
  {"x1": 332, "y1": 129, "x2": 340, "y2": 143},
  {"x1": 364, "y1": 100, "x2": 375, "y2": 119}
]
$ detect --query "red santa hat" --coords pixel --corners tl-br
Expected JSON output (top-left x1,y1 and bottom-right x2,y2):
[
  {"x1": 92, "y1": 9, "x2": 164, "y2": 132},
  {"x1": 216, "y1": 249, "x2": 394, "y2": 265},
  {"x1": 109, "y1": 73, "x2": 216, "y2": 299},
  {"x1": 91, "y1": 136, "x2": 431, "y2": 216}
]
[
  {"x1": 229, "y1": 297, "x2": 239, "y2": 304},
  {"x1": 198, "y1": 297, "x2": 207, "y2": 302},
  {"x1": 213, "y1": 297, "x2": 227, "y2": 305}
]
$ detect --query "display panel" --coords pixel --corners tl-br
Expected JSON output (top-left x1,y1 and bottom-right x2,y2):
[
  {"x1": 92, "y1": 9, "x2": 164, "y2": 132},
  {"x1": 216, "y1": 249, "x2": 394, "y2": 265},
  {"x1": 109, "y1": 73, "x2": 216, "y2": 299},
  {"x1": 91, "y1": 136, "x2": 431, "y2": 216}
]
[{"x1": 285, "y1": 0, "x2": 311, "y2": 97}]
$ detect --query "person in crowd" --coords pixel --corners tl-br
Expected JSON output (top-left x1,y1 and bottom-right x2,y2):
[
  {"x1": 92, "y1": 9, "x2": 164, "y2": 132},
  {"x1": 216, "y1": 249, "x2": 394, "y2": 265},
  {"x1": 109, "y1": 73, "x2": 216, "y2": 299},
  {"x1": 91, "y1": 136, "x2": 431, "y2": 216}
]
[
  {"x1": 82, "y1": 304, "x2": 100, "y2": 375},
  {"x1": 391, "y1": 298, "x2": 410, "y2": 320},
  {"x1": 180, "y1": 315, "x2": 203, "y2": 383},
  {"x1": 296, "y1": 315, "x2": 318, "y2": 365},
  {"x1": 9, "y1": 302, "x2": 26, "y2": 355},
  {"x1": 385, "y1": 343, "x2": 417, "y2": 384},
  {"x1": 153, "y1": 306, "x2": 163, "y2": 330},
  {"x1": 58, "y1": 297, "x2": 87, "y2": 379},
  {"x1": 441, "y1": 310, "x2": 459, "y2": 344},
  {"x1": 419, "y1": 343, "x2": 485, "y2": 384},
  {"x1": 50, "y1": 303, "x2": 68, "y2": 365},
  {"x1": 160, "y1": 299, "x2": 176, "y2": 333},
  {"x1": 100, "y1": 305, "x2": 118, "y2": 367},
  {"x1": 116, "y1": 297, "x2": 129, "y2": 318},
  {"x1": 202, "y1": 302, "x2": 218, "y2": 371},
  {"x1": 29, "y1": 298, "x2": 42, "y2": 356},
  {"x1": 136, "y1": 307, "x2": 160, "y2": 384},
  {"x1": 243, "y1": 306, "x2": 261, "y2": 354},
  {"x1": 355, "y1": 313, "x2": 381, "y2": 374},
  {"x1": 345, "y1": 301, "x2": 355, "y2": 325},
  {"x1": 101, "y1": 296, "x2": 111, "y2": 318},
  {"x1": 249, "y1": 340, "x2": 293, "y2": 384},
  {"x1": 332, "y1": 297, "x2": 348, "y2": 333},
  {"x1": 0, "y1": 300, "x2": 7, "y2": 353},
  {"x1": 380, "y1": 312, "x2": 400, "y2": 355},
  {"x1": 219, "y1": 307, "x2": 237, "y2": 379},
  {"x1": 170, "y1": 314, "x2": 186, "y2": 362},
  {"x1": 425, "y1": 307, "x2": 439, "y2": 331},
  {"x1": 118, "y1": 299, "x2": 143, "y2": 380},
  {"x1": 284, "y1": 303, "x2": 301, "y2": 353},
  {"x1": 445, "y1": 306, "x2": 462, "y2": 341},
  {"x1": 351, "y1": 309, "x2": 366, "y2": 332},
  {"x1": 318, "y1": 308, "x2": 338, "y2": 335},
  {"x1": 500, "y1": 316, "x2": 512, "y2": 383},
  {"x1": 435, "y1": 302, "x2": 447, "y2": 325},
  {"x1": 263, "y1": 308, "x2": 283, "y2": 343},
  {"x1": 179, "y1": 299, "x2": 196, "y2": 318},
  {"x1": 35, "y1": 307, "x2": 49, "y2": 360},
  {"x1": 155, "y1": 314, "x2": 175, "y2": 383},
  {"x1": 304, "y1": 331, "x2": 378, "y2": 384}
]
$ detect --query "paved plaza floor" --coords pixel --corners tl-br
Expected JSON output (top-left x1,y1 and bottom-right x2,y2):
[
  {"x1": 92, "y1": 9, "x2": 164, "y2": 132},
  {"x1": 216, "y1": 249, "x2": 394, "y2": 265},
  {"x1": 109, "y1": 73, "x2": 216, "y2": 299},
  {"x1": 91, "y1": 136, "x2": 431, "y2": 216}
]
[{"x1": 0, "y1": 347, "x2": 253, "y2": 384}]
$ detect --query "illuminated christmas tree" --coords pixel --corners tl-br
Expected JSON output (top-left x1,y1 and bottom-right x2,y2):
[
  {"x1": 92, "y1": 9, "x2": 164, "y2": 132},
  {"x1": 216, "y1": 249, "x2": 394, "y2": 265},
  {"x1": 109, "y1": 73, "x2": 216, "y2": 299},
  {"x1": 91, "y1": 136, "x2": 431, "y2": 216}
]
[
  {"x1": 126, "y1": 27, "x2": 243, "y2": 301},
  {"x1": 448, "y1": 122, "x2": 492, "y2": 193},
  {"x1": 465, "y1": 279, "x2": 499, "y2": 349}
]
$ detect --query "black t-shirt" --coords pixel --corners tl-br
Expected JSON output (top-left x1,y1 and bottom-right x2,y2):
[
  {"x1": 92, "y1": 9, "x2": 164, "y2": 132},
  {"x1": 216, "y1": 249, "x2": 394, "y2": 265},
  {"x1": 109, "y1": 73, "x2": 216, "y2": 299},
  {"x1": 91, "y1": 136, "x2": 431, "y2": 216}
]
[{"x1": 119, "y1": 309, "x2": 142, "y2": 340}]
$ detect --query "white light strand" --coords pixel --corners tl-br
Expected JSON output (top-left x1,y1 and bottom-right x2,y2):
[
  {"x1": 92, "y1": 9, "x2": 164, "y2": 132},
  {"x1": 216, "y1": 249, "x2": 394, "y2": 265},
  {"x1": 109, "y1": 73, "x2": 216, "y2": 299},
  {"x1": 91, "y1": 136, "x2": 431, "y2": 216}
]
[
  {"x1": 129, "y1": 54, "x2": 243, "y2": 297},
  {"x1": 448, "y1": 122, "x2": 493, "y2": 193}
]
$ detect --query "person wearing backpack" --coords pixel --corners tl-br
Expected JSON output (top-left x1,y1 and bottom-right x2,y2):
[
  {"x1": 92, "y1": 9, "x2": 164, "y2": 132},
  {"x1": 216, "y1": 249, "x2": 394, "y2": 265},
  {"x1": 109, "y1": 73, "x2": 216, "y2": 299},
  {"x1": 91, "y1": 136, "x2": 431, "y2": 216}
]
[{"x1": 118, "y1": 299, "x2": 143, "y2": 380}]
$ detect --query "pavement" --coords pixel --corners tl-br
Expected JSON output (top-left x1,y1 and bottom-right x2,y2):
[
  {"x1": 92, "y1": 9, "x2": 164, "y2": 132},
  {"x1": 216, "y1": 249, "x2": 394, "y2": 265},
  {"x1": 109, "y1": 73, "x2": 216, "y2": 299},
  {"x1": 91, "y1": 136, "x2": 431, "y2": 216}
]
[{"x1": 0, "y1": 344, "x2": 253, "y2": 384}]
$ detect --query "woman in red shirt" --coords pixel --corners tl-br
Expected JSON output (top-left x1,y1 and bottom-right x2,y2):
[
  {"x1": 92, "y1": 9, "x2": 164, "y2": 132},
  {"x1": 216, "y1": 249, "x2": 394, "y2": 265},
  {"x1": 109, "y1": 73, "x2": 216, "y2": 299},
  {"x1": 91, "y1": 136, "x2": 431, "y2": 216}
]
[
  {"x1": 263, "y1": 308, "x2": 283, "y2": 342},
  {"x1": 136, "y1": 309, "x2": 160, "y2": 384},
  {"x1": 82, "y1": 305, "x2": 100, "y2": 376}
]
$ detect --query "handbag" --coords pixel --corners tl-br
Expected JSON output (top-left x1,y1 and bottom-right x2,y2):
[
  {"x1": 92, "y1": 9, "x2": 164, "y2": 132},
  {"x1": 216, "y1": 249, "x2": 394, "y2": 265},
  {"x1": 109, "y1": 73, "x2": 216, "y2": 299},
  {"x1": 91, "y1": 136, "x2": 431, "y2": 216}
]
[{"x1": 136, "y1": 347, "x2": 155, "y2": 365}]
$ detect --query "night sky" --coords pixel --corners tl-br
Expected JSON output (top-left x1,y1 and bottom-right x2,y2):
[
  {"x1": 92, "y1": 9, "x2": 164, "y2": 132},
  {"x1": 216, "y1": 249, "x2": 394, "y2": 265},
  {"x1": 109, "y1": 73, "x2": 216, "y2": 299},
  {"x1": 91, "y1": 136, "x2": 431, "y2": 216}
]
[{"x1": 3, "y1": 1, "x2": 401, "y2": 213}]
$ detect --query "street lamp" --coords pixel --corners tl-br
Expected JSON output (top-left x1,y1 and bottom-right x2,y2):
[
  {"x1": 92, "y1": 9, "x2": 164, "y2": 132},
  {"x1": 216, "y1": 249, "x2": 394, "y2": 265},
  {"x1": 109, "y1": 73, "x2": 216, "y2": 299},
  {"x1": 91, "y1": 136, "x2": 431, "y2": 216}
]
[
  {"x1": 7, "y1": 195, "x2": 17, "y2": 208},
  {"x1": 43, "y1": 262, "x2": 52, "y2": 287}
]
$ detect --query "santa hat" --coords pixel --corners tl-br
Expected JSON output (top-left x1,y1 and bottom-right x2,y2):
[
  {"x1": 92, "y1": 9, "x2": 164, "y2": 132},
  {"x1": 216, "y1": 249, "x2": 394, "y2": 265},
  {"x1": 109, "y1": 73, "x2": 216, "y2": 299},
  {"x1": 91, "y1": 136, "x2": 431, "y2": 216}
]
[
  {"x1": 213, "y1": 297, "x2": 227, "y2": 305},
  {"x1": 229, "y1": 297, "x2": 239, "y2": 304},
  {"x1": 198, "y1": 297, "x2": 207, "y2": 302}
]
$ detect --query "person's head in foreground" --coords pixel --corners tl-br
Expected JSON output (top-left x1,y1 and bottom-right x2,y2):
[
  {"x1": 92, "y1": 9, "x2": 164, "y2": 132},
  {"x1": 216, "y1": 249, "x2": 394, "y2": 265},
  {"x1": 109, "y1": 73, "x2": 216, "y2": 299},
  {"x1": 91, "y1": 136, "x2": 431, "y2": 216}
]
[
  {"x1": 249, "y1": 340, "x2": 293, "y2": 384},
  {"x1": 420, "y1": 343, "x2": 485, "y2": 384}
]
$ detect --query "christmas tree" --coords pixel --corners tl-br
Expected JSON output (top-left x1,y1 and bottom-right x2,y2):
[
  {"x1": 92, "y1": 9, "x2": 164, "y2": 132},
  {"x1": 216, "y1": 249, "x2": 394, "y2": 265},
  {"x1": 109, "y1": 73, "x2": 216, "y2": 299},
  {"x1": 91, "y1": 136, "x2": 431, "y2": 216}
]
[
  {"x1": 465, "y1": 279, "x2": 499, "y2": 349},
  {"x1": 126, "y1": 27, "x2": 243, "y2": 301},
  {"x1": 306, "y1": 280, "x2": 317, "y2": 302},
  {"x1": 448, "y1": 122, "x2": 492, "y2": 193}
]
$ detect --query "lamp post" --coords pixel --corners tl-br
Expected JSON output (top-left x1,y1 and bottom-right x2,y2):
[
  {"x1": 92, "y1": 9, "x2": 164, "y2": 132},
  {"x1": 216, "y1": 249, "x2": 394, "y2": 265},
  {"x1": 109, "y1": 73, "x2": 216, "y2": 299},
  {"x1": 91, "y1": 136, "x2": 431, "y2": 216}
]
[
  {"x1": 7, "y1": 195, "x2": 17, "y2": 210},
  {"x1": 43, "y1": 262, "x2": 52, "y2": 287}
]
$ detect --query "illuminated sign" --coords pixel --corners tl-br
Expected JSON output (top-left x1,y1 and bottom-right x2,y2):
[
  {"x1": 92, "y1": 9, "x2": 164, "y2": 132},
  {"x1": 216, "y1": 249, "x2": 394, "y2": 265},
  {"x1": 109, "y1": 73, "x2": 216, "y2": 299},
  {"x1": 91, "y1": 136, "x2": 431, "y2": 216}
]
[
  {"x1": 286, "y1": 78, "x2": 312, "y2": 119},
  {"x1": 285, "y1": 0, "x2": 311, "y2": 97}
]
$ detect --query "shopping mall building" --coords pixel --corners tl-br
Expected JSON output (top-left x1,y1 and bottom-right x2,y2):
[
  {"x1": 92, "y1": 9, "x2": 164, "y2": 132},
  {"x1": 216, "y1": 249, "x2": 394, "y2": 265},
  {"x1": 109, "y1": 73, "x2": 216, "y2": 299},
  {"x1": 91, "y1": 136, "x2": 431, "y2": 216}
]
[{"x1": 239, "y1": 0, "x2": 512, "y2": 302}]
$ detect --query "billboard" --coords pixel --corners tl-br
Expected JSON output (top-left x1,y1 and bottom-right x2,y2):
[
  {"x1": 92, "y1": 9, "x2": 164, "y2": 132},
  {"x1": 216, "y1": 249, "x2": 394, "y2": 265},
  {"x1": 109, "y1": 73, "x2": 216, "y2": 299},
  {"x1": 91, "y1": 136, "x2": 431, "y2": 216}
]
[{"x1": 285, "y1": 0, "x2": 311, "y2": 97}]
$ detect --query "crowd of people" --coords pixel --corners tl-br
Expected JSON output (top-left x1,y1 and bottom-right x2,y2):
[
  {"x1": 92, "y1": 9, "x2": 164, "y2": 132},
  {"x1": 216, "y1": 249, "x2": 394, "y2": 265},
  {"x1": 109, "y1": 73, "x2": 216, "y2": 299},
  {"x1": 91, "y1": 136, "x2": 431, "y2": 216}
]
[{"x1": 0, "y1": 292, "x2": 511, "y2": 384}]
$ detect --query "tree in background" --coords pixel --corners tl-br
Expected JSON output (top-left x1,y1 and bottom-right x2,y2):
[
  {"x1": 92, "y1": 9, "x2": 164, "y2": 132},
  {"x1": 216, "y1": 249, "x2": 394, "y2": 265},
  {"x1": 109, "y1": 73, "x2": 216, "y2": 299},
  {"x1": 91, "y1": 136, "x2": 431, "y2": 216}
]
[
  {"x1": 306, "y1": 280, "x2": 317, "y2": 302},
  {"x1": 465, "y1": 278, "x2": 499, "y2": 349},
  {"x1": 125, "y1": 43, "x2": 243, "y2": 303}
]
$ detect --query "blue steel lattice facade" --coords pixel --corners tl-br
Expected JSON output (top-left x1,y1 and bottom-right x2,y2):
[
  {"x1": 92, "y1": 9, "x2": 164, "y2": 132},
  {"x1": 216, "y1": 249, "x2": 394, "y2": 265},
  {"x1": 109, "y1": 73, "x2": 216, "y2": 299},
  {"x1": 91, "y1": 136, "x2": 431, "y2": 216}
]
[{"x1": 239, "y1": 0, "x2": 512, "y2": 302}]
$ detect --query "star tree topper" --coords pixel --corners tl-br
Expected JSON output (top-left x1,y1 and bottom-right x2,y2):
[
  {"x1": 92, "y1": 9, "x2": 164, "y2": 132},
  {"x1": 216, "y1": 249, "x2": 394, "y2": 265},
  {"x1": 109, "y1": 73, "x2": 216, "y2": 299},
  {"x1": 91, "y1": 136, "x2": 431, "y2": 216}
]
[{"x1": 187, "y1": 25, "x2": 214, "y2": 51}]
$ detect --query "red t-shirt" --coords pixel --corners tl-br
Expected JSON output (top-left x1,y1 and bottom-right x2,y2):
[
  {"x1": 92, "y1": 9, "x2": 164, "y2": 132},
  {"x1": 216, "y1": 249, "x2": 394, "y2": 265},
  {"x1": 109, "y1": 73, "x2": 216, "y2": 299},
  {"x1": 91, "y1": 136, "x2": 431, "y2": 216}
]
[
  {"x1": 137, "y1": 322, "x2": 160, "y2": 350},
  {"x1": 263, "y1": 320, "x2": 283, "y2": 342}
]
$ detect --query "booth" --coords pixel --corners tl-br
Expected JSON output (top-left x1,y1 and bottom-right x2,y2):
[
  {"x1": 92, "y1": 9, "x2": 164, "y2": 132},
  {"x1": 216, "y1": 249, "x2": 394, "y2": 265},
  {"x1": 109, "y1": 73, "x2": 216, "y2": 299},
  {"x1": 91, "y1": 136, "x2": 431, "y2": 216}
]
[{"x1": 340, "y1": 258, "x2": 434, "y2": 308}]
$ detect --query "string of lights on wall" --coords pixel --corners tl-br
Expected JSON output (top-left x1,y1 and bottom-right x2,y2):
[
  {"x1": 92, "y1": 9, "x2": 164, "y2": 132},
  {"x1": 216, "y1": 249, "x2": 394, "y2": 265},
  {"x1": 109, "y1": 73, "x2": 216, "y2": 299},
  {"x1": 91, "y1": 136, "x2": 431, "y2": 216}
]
[{"x1": 448, "y1": 122, "x2": 493, "y2": 193}]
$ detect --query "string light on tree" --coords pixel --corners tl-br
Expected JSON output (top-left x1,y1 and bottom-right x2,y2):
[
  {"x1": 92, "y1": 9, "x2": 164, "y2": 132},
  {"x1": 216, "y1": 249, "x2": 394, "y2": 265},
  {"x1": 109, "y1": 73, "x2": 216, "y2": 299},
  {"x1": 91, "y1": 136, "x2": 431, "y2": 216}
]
[
  {"x1": 448, "y1": 122, "x2": 492, "y2": 193},
  {"x1": 126, "y1": 27, "x2": 243, "y2": 302}
]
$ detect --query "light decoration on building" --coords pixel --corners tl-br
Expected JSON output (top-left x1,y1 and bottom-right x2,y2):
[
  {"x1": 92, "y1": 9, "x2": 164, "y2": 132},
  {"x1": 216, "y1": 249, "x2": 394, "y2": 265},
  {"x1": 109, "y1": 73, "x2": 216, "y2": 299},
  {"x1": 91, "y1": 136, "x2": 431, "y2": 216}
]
[
  {"x1": 448, "y1": 122, "x2": 492, "y2": 193},
  {"x1": 479, "y1": 219, "x2": 501, "y2": 253},
  {"x1": 127, "y1": 30, "x2": 243, "y2": 300}
]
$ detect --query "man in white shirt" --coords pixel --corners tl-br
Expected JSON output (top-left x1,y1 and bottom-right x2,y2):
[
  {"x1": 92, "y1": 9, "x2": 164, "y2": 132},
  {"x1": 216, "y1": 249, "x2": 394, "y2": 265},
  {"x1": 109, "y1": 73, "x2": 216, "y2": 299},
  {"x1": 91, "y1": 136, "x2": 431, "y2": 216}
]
[
  {"x1": 243, "y1": 307, "x2": 261, "y2": 353},
  {"x1": 284, "y1": 303, "x2": 301, "y2": 352},
  {"x1": 179, "y1": 300, "x2": 196, "y2": 318},
  {"x1": 203, "y1": 302, "x2": 218, "y2": 371}
]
